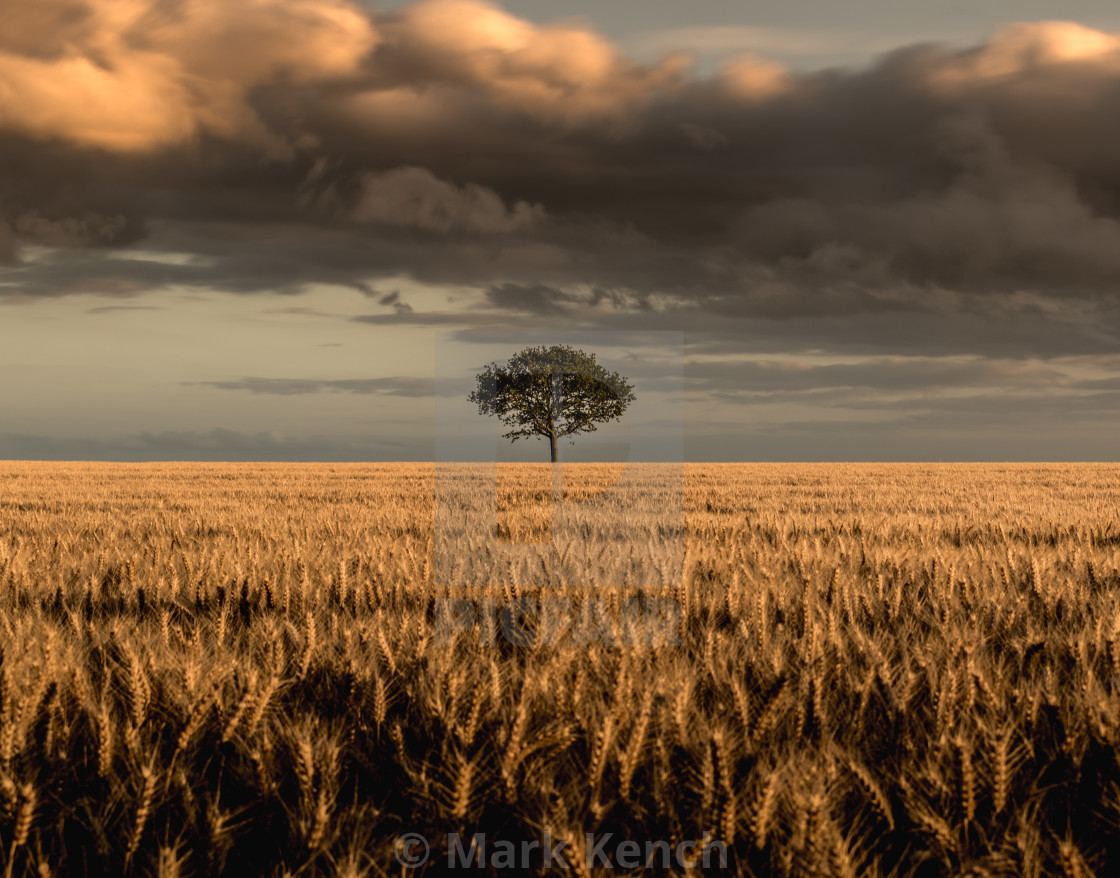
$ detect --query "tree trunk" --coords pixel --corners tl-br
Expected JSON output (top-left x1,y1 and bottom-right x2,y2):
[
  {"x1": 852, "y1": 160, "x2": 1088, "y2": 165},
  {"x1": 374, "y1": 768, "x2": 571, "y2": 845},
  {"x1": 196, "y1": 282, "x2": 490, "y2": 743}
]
[{"x1": 549, "y1": 373, "x2": 562, "y2": 464}]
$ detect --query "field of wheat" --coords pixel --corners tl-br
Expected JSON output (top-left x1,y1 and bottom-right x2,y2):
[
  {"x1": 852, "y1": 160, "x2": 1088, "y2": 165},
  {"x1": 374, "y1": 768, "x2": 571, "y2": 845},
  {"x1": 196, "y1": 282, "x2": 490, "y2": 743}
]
[{"x1": 0, "y1": 461, "x2": 1119, "y2": 877}]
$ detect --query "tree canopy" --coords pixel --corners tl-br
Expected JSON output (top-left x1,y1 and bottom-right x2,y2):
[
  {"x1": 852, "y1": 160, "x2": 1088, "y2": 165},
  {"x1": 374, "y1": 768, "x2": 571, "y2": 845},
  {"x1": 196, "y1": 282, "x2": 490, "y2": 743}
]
[{"x1": 468, "y1": 344, "x2": 636, "y2": 462}]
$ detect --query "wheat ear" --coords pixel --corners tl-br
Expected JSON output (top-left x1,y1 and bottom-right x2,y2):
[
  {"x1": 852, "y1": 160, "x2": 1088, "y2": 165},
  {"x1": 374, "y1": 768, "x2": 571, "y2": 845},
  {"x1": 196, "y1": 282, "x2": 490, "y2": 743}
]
[
  {"x1": 126, "y1": 763, "x2": 158, "y2": 863},
  {"x1": 751, "y1": 770, "x2": 780, "y2": 850},
  {"x1": 846, "y1": 760, "x2": 894, "y2": 830},
  {"x1": 5, "y1": 783, "x2": 36, "y2": 878}
]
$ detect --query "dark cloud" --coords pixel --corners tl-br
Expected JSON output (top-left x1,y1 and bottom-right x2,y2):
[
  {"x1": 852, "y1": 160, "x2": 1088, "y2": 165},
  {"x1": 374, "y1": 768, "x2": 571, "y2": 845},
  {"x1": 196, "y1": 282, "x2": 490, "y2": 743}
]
[
  {"x1": 861, "y1": 389, "x2": 1120, "y2": 419},
  {"x1": 484, "y1": 283, "x2": 578, "y2": 315},
  {"x1": 2, "y1": 1, "x2": 1120, "y2": 364},
  {"x1": 15, "y1": 211, "x2": 129, "y2": 248},
  {"x1": 351, "y1": 311, "x2": 507, "y2": 326},
  {"x1": 680, "y1": 297, "x2": 1120, "y2": 359},
  {"x1": 0, "y1": 220, "x2": 16, "y2": 266},
  {"x1": 691, "y1": 357, "x2": 1070, "y2": 397},
  {"x1": 188, "y1": 376, "x2": 436, "y2": 396},
  {"x1": 678, "y1": 122, "x2": 729, "y2": 151},
  {"x1": 1075, "y1": 376, "x2": 1120, "y2": 390},
  {"x1": 5, "y1": 1, "x2": 1120, "y2": 461},
  {"x1": 699, "y1": 421, "x2": 1120, "y2": 463},
  {"x1": 261, "y1": 306, "x2": 336, "y2": 317},
  {"x1": 321, "y1": 166, "x2": 546, "y2": 233},
  {"x1": 0, "y1": 429, "x2": 432, "y2": 462},
  {"x1": 84, "y1": 304, "x2": 166, "y2": 314}
]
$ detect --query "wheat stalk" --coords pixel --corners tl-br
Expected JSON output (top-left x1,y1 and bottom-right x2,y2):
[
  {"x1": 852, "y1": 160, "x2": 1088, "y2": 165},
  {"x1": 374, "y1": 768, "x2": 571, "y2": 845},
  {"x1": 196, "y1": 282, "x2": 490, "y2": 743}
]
[
  {"x1": 97, "y1": 700, "x2": 113, "y2": 778},
  {"x1": 451, "y1": 749, "x2": 476, "y2": 822},
  {"x1": 672, "y1": 677, "x2": 694, "y2": 747},
  {"x1": 751, "y1": 769, "x2": 781, "y2": 850},
  {"x1": 958, "y1": 737, "x2": 977, "y2": 823},
  {"x1": 5, "y1": 783, "x2": 35, "y2": 878},
  {"x1": 126, "y1": 762, "x2": 158, "y2": 863},
  {"x1": 221, "y1": 670, "x2": 259, "y2": 743},
  {"x1": 244, "y1": 674, "x2": 281, "y2": 739},
  {"x1": 752, "y1": 679, "x2": 787, "y2": 748},
  {"x1": 730, "y1": 677, "x2": 752, "y2": 744},
  {"x1": 698, "y1": 736, "x2": 717, "y2": 831},
  {"x1": 846, "y1": 760, "x2": 894, "y2": 830},
  {"x1": 991, "y1": 725, "x2": 1014, "y2": 815},
  {"x1": 307, "y1": 786, "x2": 332, "y2": 852},
  {"x1": 1058, "y1": 837, "x2": 1097, "y2": 878},
  {"x1": 588, "y1": 713, "x2": 616, "y2": 818},
  {"x1": 0, "y1": 774, "x2": 15, "y2": 823},
  {"x1": 167, "y1": 677, "x2": 221, "y2": 786},
  {"x1": 618, "y1": 689, "x2": 654, "y2": 801},
  {"x1": 296, "y1": 729, "x2": 316, "y2": 808}
]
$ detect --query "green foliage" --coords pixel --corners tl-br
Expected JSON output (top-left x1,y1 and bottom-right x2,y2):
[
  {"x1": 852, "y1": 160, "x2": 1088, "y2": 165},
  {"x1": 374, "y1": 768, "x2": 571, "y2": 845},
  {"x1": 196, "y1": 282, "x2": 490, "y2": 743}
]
[{"x1": 468, "y1": 344, "x2": 636, "y2": 455}]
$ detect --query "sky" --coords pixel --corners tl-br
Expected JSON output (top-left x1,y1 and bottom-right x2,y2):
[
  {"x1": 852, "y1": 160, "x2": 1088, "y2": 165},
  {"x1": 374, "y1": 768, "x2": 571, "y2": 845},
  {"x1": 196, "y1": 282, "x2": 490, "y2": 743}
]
[{"x1": 1, "y1": 0, "x2": 1119, "y2": 461}]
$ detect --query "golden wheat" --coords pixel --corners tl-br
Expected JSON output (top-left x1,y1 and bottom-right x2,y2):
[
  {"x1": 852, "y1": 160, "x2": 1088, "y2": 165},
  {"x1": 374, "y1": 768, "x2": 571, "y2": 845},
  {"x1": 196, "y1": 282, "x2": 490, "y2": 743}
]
[{"x1": 0, "y1": 462, "x2": 1117, "y2": 874}]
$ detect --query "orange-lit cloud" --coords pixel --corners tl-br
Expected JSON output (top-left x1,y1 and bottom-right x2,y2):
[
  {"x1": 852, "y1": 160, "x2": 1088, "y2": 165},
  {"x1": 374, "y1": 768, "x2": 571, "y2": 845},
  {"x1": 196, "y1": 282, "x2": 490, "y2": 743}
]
[
  {"x1": 2, "y1": 4, "x2": 1120, "y2": 365},
  {"x1": 928, "y1": 20, "x2": 1120, "y2": 90},
  {"x1": 4, "y1": 2, "x2": 1118, "y2": 160},
  {"x1": 373, "y1": 0, "x2": 690, "y2": 125},
  {"x1": 716, "y1": 54, "x2": 790, "y2": 100},
  {"x1": 0, "y1": 0, "x2": 697, "y2": 152},
  {"x1": 7, "y1": 5, "x2": 1120, "y2": 462},
  {"x1": 0, "y1": 0, "x2": 376, "y2": 151}
]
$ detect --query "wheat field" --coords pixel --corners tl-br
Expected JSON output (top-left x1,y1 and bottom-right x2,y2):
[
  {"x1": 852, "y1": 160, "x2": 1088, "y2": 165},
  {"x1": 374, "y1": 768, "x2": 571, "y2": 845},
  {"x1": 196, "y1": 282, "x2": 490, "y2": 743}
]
[{"x1": 0, "y1": 462, "x2": 1119, "y2": 876}]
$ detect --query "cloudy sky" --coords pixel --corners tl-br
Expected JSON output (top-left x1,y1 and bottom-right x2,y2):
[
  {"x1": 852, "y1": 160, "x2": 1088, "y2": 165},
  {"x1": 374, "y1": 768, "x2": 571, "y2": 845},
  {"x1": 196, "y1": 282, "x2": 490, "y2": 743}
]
[{"x1": 2, "y1": 0, "x2": 1120, "y2": 461}]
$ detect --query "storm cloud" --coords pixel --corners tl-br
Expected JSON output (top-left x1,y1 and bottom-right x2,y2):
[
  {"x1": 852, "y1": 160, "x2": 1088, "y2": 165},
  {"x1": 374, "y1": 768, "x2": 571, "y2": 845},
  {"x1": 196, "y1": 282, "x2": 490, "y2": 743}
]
[
  {"x1": 1, "y1": 3, "x2": 1119, "y2": 315},
  {"x1": 3, "y1": 0, "x2": 1120, "y2": 458},
  {"x1": 189, "y1": 376, "x2": 436, "y2": 396}
]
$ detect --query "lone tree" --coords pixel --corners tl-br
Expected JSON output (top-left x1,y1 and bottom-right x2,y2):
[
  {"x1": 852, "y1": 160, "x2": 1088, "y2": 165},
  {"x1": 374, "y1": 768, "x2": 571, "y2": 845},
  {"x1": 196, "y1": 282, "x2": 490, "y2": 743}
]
[{"x1": 468, "y1": 344, "x2": 636, "y2": 463}]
